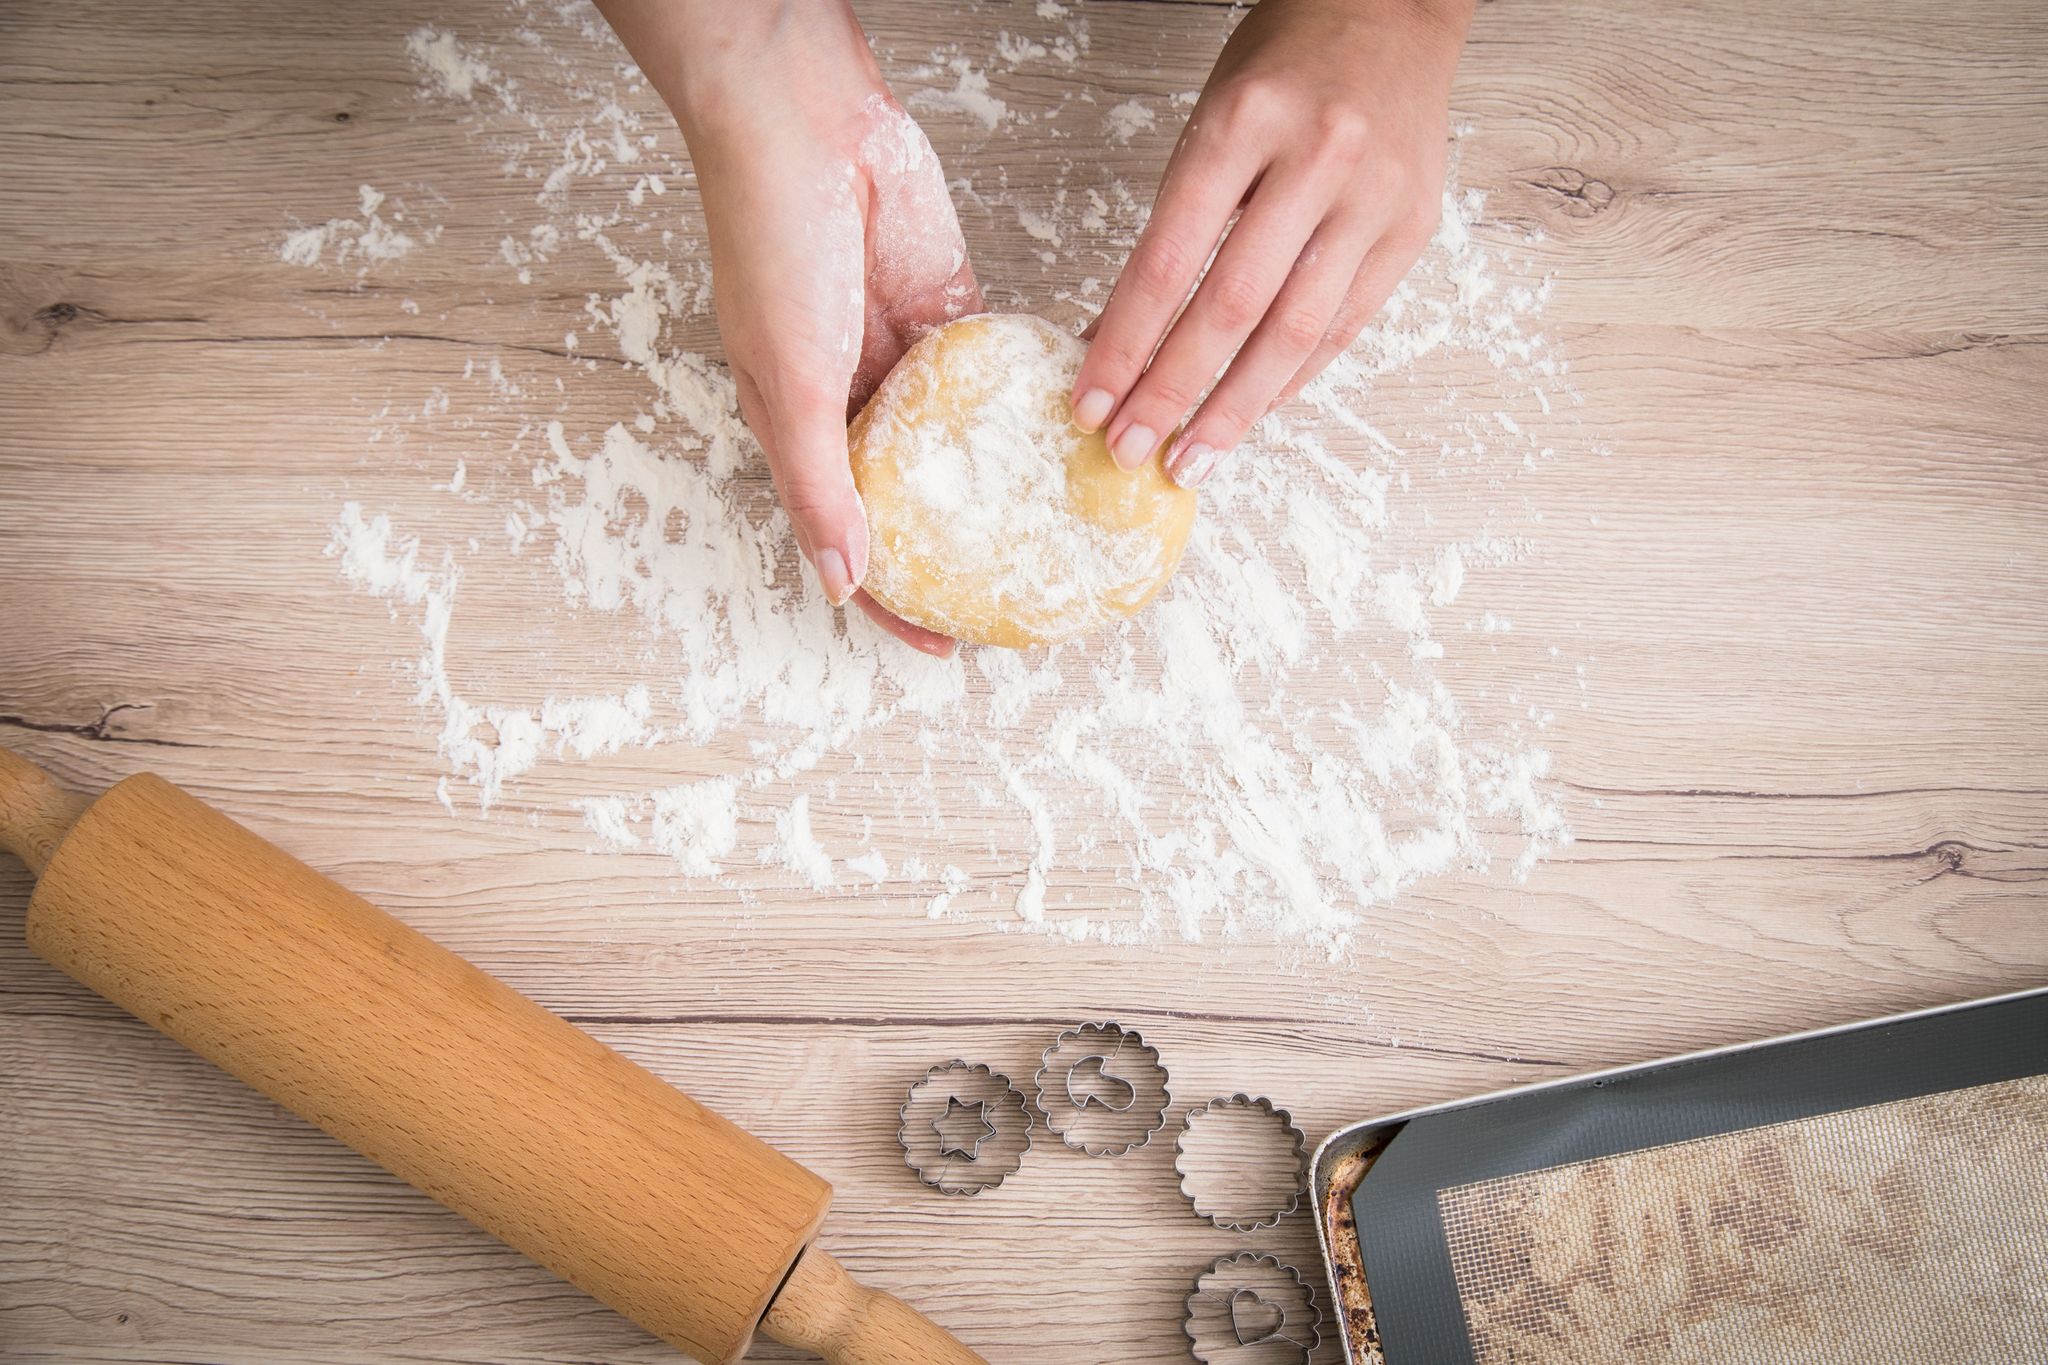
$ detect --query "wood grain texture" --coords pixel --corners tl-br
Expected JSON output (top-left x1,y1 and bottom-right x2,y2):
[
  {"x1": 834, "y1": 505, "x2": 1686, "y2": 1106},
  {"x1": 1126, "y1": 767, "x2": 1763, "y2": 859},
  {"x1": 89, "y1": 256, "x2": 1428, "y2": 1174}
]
[
  {"x1": 2, "y1": 0, "x2": 2045, "y2": 1363},
  {"x1": 0, "y1": 748, "x2": 91, "y2": 876},
  {"x1": 23, "y1": 767, "x2": 871, "y2": 1365},
  {"x1": 763, "y1": 1250, "x2": 986, "y2": 1365}
]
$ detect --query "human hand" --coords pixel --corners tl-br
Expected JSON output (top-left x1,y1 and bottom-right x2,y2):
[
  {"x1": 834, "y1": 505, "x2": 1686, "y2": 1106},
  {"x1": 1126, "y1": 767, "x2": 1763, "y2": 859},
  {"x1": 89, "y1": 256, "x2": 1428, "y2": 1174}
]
[
  {"x1": 595, "y1": 1, "x2": 980, "y2": 654},
  {"x1": 1070, "y1": 0, "x2": 1473, "y2": 488}
]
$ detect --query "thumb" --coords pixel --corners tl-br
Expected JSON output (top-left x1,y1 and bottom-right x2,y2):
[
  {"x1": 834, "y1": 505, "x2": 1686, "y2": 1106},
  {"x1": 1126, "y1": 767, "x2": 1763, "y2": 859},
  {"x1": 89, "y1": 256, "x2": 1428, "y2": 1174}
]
[{"x1": 757, "y1": 378, "x2": 869, "y2": 607}]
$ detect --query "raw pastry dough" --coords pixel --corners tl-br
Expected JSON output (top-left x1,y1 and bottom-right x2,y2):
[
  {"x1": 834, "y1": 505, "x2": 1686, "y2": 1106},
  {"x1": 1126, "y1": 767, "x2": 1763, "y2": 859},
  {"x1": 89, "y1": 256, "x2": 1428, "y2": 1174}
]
[{"x1": 848, "y1": 313, "x2": 1197, "y2": 648}]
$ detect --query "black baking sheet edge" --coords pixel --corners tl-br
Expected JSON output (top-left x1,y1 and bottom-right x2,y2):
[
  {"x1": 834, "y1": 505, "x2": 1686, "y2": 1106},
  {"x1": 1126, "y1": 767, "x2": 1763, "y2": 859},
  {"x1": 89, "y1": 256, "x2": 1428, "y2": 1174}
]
[{"x1": 1352, "y1": 990, "x2": 2048, "y2": 1365}]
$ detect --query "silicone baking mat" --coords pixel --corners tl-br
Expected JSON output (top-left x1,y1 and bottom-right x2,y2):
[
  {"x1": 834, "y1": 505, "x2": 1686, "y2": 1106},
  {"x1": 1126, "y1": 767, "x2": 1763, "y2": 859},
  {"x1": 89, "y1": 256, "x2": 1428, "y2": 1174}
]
[{"x1": 1349, "y1": 991, "x2": 2048, "y2": 1364}]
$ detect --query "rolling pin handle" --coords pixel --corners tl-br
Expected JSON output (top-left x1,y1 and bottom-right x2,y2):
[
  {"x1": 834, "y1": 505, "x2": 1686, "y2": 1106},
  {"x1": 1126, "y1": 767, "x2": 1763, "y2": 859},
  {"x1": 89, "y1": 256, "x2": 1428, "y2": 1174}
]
[
  {"x1": 0, "y1": 747, "x2": 91, "y2": 878},
  {"x1": 4, "y1": 751, "x2": 987, "y2": 1364},
  {"x1": 762, "y1": 1247, "x2": 987, "y2": 1365}
]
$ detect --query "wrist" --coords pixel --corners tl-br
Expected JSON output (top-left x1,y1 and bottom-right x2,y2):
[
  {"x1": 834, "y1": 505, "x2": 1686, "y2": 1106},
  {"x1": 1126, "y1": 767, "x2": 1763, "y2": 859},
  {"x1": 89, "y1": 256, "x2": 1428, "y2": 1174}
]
[
  {"x1": 1278, "y1": 0, "x2": 1473, "y2": 45},
  {"x1": 1382, "y1": 0, "x2": 1476, "y2": 48},
  {"x1": 619, "y1": 0, "x2": 884, "y2": 149}
]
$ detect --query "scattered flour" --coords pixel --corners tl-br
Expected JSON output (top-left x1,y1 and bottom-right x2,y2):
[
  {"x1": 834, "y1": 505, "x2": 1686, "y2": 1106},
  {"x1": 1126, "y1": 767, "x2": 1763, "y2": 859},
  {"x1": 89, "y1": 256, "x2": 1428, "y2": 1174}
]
[
  {"x1": 767, "y1": 793, "x2": 835, "y2": 891},
  {"x1": 908, "y1": 56, "x2": 1009, "y2": 131},
  {"x1": 848, "y1": 850, "x2": 891, "y2": 884},
  {"x1": 1104, "y1": 99, "x2": 1156, "y2": 144},
  {"x1": 279, "y1": 183, "x2": 432, "y2": 272},
  {"x1": 1429, "y1": 545, "x2": 1467, "y2": 607},
  {"x1": 406, "y1": 26, "x2": 498, "y2": 101},
  {"x1": 579, "y1": 795, "x2": 640, "y2": 849},
  {"x1": 650, "y1": 778, "x2": 741, "y2": 877},
  {"x1": 926, "y1": 864, "x2": 972, "y2": 919},
  {"x1": 314, "y1": 5, "x2": 1585, "y2": 958}
]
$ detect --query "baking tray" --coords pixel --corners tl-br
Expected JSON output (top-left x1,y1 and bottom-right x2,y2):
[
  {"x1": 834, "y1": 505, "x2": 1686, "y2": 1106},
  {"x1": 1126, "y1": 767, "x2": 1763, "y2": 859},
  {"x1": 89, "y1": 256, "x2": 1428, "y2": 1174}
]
[{"x1": 1309, "y1": 985, "x2": 2048, "y2": 1365}]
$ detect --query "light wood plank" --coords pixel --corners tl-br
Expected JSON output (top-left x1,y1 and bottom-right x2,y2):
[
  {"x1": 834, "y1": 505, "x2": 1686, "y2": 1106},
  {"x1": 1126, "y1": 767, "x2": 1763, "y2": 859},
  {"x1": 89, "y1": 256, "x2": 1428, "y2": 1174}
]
[{"x1": 3, "y1": 0, "x2": 2045, "y2": 1362}]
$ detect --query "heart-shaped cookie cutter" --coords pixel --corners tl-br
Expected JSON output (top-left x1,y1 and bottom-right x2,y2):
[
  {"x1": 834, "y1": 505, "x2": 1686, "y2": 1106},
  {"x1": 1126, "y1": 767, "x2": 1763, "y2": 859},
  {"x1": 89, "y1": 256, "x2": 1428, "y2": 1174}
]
[
  {"x1": 1184, "y1": 1252, "x2": 1322, "y2": 1364},
  {"x1": 1034, "y1": 1022, "x2": 1171, "y2": 1156},
  {"x1": 1229, "y1": 1287, "x2": 1285, "y2": 1346}
]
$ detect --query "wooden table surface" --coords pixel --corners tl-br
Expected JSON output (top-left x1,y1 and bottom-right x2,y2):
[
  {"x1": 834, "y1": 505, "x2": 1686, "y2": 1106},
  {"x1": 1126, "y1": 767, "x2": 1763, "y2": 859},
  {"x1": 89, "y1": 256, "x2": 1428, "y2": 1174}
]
[{"x1": 3, "y1": 0, "x2": 2044, "y2": 1362}]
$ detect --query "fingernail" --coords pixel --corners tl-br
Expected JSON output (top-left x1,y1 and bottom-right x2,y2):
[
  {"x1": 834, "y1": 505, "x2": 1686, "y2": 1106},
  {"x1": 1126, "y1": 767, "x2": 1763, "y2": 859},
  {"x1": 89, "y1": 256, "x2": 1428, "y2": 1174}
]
[
  {"x1": 1168, "y1": 441, "x2": 1221, "y2": 489},
  {"x1": 815, "y1": 547, "x2": 855, "y2": 605},
  {"x1": 1071, "y1": 387, "x2": 1114, "y2": 433},
  {"x1": 1111, "y1": 423, "x2": 1157, "y2": 470}
]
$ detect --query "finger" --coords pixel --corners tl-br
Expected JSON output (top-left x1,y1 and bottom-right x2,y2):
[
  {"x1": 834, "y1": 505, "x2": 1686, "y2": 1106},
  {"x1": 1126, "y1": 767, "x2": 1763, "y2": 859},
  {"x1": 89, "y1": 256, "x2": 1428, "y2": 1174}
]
[
  {"x1": 1274, "y1": 225, "x2": 1432, "y2": 412},
  {"x1": 749, "y1": 368, "x2": 870, "y2": 607},
  {"x1": 1102, "y1": 175, "x2": 1326, "y2": 471},
  {"x1": 943, "y1": 256, "x2": 985, "y2": 320},
  {"x1": 853, "y1": 589, "x2": 957, "y2": 657},
  {"x1": 1162, "y1": 215, "x2": 1372, "y2": 488},
  {"x1": 1069, "y1": 126, "x2": 1260, "y2": 436},
  {"x1": 854, "y1": 254, "x2": 983, "y2": 414}
]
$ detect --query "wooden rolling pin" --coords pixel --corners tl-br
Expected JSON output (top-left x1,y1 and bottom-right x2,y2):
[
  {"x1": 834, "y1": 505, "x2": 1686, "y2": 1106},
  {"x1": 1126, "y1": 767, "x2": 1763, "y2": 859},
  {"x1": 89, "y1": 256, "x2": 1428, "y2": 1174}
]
[{"x1": 0, "y1": 748, "x2": 983, "y2": 1365}]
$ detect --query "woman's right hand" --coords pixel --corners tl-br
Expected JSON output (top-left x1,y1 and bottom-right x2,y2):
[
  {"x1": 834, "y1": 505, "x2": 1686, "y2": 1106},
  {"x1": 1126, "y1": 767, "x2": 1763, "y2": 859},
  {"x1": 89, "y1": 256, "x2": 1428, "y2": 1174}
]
[{"x1": 596, "y1": 1, "x2": 981, "y2": 655}]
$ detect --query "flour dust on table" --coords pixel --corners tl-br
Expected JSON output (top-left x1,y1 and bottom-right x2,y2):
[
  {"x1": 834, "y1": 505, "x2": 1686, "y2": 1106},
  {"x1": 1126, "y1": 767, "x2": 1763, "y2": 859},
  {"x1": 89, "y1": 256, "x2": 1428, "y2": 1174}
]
[{"x1": 311, "y1": 2, "x2": 1588, "y2": 958}]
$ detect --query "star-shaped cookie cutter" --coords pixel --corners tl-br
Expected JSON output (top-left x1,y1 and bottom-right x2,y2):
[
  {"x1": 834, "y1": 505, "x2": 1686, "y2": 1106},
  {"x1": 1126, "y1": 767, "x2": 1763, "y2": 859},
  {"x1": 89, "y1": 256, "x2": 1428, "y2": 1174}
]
[
  {"x1": 898, "y1": 1060, "x2": 1033, "y2": 1196},
  {"x1": 933, "y1": 1095, "x2": 998, "y2": 1160}
]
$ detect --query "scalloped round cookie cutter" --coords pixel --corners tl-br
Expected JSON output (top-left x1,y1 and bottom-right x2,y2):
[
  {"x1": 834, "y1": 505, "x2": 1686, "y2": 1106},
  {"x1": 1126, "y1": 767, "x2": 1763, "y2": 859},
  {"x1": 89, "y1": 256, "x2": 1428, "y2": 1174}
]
[
  {"x1": 1184, "y1": 1252, "x2": 1322, "y2": 1364},
  {"x1": 898, "y1": 1060, "x2": 1033, "y2": 1196},
  {"x1": 1033, "y1": 1021, "x2": 1171, "y2": 1156},
  {"x1": 1173, "y1": 1093, "x2": 1310, "y2": 1232}
]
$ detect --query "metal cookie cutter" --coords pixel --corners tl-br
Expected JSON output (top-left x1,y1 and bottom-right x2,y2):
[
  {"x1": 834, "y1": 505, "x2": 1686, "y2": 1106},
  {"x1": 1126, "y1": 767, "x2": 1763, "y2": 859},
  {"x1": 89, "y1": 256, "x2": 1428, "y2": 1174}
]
[
  {"x1": 1174, "y1": 1093, "x2": 1310, "y2": 1231},
  {"x1": 1184, "y1": 1252, "x2": 1323, "y2": 1365},
  {"x1": 1033, "y1": 1022, "x2": 1170, "y2": 1156},
  {"x1": 898, "y1": 1060, "x2": 1033, "y2": 1196}
]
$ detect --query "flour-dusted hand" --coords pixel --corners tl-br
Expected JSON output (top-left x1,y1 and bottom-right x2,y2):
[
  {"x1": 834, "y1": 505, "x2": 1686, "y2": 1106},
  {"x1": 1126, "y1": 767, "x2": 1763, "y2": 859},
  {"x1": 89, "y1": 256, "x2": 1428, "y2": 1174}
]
[
  {"x1": 595, "y1": 1, "x2": 980, "y2": 655},
  {"x1": 1070, "y1": 0, "x2": 1474, "y2": 488}
]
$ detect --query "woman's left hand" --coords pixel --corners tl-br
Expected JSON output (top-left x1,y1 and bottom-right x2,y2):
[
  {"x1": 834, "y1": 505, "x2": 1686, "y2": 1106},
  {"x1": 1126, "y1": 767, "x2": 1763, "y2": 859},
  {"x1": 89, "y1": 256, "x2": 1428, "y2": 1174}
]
[{"x1": 1070, "y1": 0, "x2": 1474, "y2": 488}]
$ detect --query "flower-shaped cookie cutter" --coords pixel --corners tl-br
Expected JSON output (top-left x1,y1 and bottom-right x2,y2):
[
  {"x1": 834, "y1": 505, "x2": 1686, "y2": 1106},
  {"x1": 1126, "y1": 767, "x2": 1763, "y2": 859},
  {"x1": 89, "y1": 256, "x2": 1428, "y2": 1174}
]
[
  {"x1": 898, "y1": 1060, "x2": 1033, "y2": 1196},
  {"x1": 1174, "y1": 1093, "x2": 1310, "y2": 1231},
  {"x1": 1033, "y1": 1022, "x2": 1170, "y2": 1156},
  {"x1": 1184, "y1": 1252, "x2": 1322, "y2": 1364}
]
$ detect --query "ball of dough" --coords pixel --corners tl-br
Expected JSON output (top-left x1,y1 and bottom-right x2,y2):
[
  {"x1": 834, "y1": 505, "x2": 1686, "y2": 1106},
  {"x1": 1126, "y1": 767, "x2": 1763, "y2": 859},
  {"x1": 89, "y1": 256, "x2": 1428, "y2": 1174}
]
[{"x1": 848, "y1": 313, "x2": 1198, "y2": 649}]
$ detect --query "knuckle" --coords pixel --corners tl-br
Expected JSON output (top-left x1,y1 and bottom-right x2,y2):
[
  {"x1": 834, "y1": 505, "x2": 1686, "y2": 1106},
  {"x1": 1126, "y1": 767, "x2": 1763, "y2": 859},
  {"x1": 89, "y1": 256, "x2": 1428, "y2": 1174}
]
[
  {"x1": 1327, "y1": 285, "x2": 1370, "y2": 334},
  {"x1": 1402, "y1": 198, "x2": 1443, "y2": 245},
  {"x1": 1319, "y1": 327, "x2": 1365, "y2": 373},
  {"x1": 1314, "y1": 104, "x2": 1373, "y2": 159},
  {"x1": 1088, "y1": 331, "x2": 1150, "y2": 382},
  {"x1": 769, "y1": 446, "x2": 850, "y2": 514},
  {"x1": 1138, "y1": 369, "x2": 1201, "y2": 416},
  {"x1": 772, "y1": 464, "x2": 831, "y2": 510},
  {"x1": 1222, "y1": 75, "x2": 1292, "y2": 129},
  {"x1": 774, "y1": 366, "x2": 847, "y2": 412},
  {"x1": 1203, "y1": 272, "x2": 1268, "y2": 332},
  {"x1": 1195, "y1": 395, "x2": 1255, "y2": 445},
  {"x1": 1322, "y1": 300, "x2": 1369, "y2": 352},
  {"x1": 1131, "y1": 232, "x2": 1196, "y2": 298},
  {"x1": 1270, "y1": 305, "x2": 1328, "y2": 356},
  {"x1": 777, "y1": 485, "x2": 844, "y2": 538}
]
